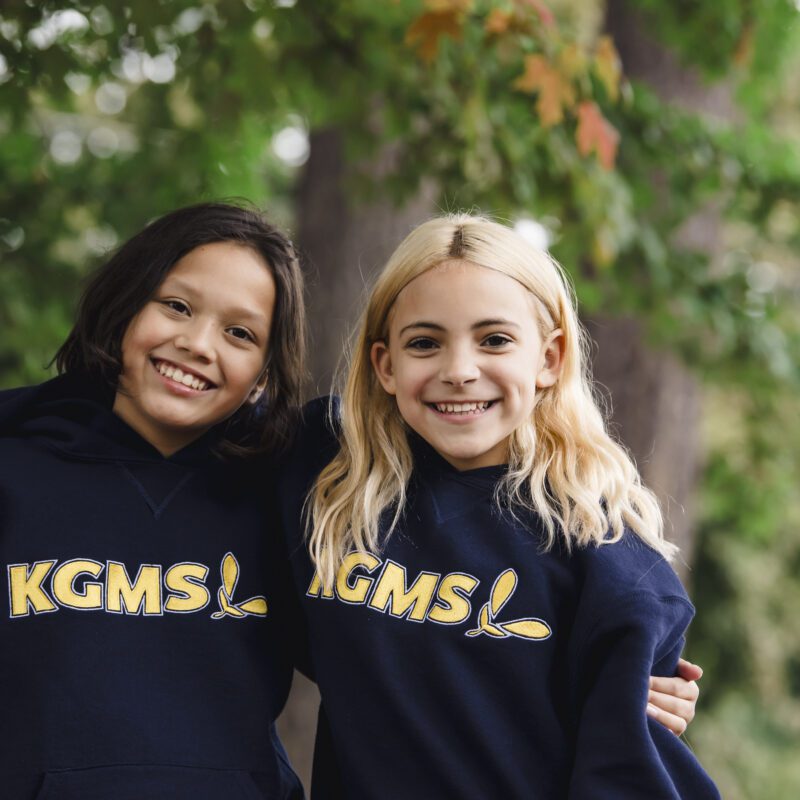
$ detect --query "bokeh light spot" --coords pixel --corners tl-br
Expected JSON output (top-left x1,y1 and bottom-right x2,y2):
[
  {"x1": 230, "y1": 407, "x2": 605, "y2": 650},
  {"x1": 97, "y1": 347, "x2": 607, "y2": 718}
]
[
  {"x1": 87, "y1": 127, "x2": 120, "y2": 158},
  {"x1": 50, "y1": 130, "x2": 83, "y2": 164},
  {"x1": 513, "y1": 218, "x2": 551, "y2": 251},
  {"x1": 95, "y1": 82, "x2": 127, "y2": 114},
  {"x1": 272, "y1": 125, "x2": 309, "y2": 167}
]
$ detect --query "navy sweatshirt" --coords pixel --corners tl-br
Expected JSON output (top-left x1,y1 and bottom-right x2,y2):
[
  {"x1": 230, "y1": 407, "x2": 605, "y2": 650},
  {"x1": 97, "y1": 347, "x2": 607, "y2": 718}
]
[
  {"x1": 280, "y1": 399, "x2": 720, "y2": 799},
  {"x1": 0, "y1": 374, "x2": 303, "y2": 800}
]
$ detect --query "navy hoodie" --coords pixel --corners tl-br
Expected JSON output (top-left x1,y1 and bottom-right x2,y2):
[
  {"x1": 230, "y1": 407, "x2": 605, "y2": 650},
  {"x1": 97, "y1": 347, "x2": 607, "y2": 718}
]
[
  {"x1": 280, "y1": 399, "x2": 720, "y2": 799},
  {"x1": 0, "y1": 374, "x2": 303, "y2": 800}
]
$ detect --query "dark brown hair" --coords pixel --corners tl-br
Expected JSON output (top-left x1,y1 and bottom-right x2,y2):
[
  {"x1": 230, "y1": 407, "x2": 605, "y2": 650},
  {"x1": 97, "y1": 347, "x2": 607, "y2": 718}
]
[{"x1": 55, "y1": 201, "x2": 307, "y2": 456}]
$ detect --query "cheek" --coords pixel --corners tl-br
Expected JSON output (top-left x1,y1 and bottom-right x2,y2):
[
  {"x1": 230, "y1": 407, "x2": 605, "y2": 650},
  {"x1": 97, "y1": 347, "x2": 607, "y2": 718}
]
[
  {"x1": 230, "y1": 351, "x2": 269, "y2": 390},
  {"x1": 119, "y1": 320, "x2": 144, "y2": 370},
  {"x1": 394, "y1": 362, "x2": 430, "y2": 399},
  {"x1": 121, "y1": 310, "x2": 162, "y2": 359},
  {"x1": 496, "y1": 361, "x2": 537, "y2": 402}
]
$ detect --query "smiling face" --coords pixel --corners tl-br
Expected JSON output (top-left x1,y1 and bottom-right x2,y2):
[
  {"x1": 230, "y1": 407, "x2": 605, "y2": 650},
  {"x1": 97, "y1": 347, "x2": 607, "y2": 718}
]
[
  {"x1": 371, "y1": 260, "x2": 563, "y2": 472},
  {"x1": 113, "y1": 241, "x2": 276, "y2": 455}
]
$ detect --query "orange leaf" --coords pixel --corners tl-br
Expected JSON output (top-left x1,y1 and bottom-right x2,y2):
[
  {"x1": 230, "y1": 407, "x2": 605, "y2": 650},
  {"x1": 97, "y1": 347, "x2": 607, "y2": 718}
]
[
  {"x1": 576, "y1": 100, "x2": 619, "y2": 169},
  {"x1": 733, "y1": 23, "x2": 754, "y2": 66},
  {"x1": 485, "y1": 8, "x2": 512, "y2": 35},
  {"x1": 512, "y1": 53, "x2": 549, "y2": 93},
  {"x1": 406, "y1": 10, "x2": 464, "y2": 63},
  {"x1": 514, "y1": 54, "x2": 575, "y2": 128},
  {"x1": 594, "y1": 35, "x2": 621, "y2": 103},
  {"x1": 537, "y1": 71, "x2": 574, "y2": 127}
]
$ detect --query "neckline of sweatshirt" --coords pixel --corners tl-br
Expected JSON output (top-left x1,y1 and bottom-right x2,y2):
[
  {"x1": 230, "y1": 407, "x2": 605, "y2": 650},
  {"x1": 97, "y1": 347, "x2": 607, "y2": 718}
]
[{"x1": 1, "y1": 372, "x2": 222, "y2": 467}]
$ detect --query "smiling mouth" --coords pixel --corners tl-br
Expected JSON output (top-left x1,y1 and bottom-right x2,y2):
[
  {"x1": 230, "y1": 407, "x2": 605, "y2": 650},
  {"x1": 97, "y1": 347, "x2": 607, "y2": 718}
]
[
  {"x1": 427, "y1": 400, "x2": 496, "y2": 415},
  {"x1": 152, "y1": 359, "x2": 216, "y2": 391}
]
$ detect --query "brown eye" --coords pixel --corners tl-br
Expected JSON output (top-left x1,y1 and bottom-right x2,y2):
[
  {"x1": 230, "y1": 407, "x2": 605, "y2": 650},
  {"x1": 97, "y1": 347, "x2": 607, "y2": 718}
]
[
  {"x1": 228, "y1": 326, "x2": 255, "y2": 343},
  {"x1": 483, "y1": 334, "x2": 512, "y2": 348},
  {"x1": 406, "y1": 337, "x2": 438, "y2": 351},
  {"x1": 162, "y1": 299, "x2": 190, "y2": 315}
]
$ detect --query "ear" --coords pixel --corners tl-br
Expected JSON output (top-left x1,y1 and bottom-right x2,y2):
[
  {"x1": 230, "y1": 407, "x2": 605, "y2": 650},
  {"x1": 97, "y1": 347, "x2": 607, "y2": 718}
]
[
  {"x1": 535, "y1": 329, "x2": 565, "y2": 389},
  {"x1": 248, "y1": 368, "x2": 269, "y2": 405},
  {"x1": 370, "y1": 340, "x2": 397, "y2": 396}
]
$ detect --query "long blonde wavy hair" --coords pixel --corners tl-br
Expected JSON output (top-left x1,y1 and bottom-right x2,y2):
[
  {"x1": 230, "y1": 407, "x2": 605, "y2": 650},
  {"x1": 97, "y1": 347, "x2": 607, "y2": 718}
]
[{"x1": 308, "y1": 213, "x2": 675, "y2": 586}]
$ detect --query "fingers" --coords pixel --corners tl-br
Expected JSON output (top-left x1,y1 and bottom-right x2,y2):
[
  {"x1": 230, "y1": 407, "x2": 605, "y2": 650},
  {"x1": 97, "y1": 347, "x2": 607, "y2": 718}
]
[
  {"x1": 646, "y1": 701, "x2": 688, "y2": 736},
  {"x1": 649, "y1": 675, "x2": 699, "y2": 703},
  {"x1": 676, "y1": 657, "x2": 703, "y2": 681},
  {"x1": 647, "y1": 688, "x2": 695, "y2": 733},
  {"x1": 647, "y1": 659, "x2": 702, "y2": 735}
]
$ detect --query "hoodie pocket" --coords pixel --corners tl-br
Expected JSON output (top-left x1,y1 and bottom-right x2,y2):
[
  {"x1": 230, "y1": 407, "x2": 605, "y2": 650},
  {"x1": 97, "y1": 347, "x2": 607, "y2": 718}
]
[{"x1": 34, "y1": 765, "x2": 267, "y2": 800}]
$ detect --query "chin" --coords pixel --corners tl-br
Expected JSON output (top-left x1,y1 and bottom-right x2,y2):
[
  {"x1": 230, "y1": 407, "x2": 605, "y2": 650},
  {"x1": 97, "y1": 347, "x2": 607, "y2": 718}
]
[{"x1": 442, "y1": 449, "x2": 488, "y2": 467}]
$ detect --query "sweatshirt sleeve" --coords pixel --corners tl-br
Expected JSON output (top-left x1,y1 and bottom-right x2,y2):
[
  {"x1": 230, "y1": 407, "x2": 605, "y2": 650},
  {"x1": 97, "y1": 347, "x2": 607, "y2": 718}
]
[{"x1": 567, "y1": 589, "x2": 720, "y2": 799}]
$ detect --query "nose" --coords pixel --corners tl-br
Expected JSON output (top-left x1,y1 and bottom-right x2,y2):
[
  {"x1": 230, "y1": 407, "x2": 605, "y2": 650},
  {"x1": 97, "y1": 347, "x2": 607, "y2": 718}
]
[
  {"x1": 439, "y1": 345, "x2": 480, "y2": 386},
  {"x1": 175, "y1": 319, "x2": 216, "y2": 363}
]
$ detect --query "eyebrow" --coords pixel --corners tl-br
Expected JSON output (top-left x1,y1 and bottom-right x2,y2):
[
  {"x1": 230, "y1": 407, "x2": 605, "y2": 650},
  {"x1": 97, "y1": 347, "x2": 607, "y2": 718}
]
[
  {"x1": 224, "y1": 307, "x2": 269, "y2": 326},
  {"x1": 399, "y1": 318, "x2": 521, "y2": 335},
  {"x1": 159, "y1": 280, "x2": 268, "y2": 327}
]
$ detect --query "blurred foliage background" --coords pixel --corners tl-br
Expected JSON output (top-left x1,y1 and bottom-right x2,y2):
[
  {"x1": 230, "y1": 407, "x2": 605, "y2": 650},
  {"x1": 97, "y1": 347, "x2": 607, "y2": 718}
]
[{"x1": 1, "y1": 0, "x2": 799, "y2": 795}]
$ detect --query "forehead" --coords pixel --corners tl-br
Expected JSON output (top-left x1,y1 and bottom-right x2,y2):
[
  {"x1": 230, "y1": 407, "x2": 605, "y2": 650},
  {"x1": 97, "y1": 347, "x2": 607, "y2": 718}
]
[
  {"x1": 162, "y1": 242, "x2": 276, "y2": 315},
  {"x1": 165, "y1": 241, "x2": 269, "y2": 282},
  {"x1": 390, "y1": 260, "x2": 537, "y2": 324}
]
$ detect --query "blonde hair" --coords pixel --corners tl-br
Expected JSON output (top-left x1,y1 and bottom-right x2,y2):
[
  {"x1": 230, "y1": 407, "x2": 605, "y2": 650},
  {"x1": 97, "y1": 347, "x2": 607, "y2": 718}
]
[{"x1": 308, "y1": 213, "x2": 675, "y2": 586}]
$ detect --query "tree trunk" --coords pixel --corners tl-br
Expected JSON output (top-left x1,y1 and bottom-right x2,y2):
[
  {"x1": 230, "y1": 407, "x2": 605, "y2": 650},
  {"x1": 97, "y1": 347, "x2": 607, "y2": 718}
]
[
  {"x1": 296, "y1": 128, "x2": 438, "y2": 393},
  {"x1": 590, "y1": 0, "x2": 735, "y2": 575},
  {"x1": 584, "y1": 316, "x2": 701, "y2": 567}
]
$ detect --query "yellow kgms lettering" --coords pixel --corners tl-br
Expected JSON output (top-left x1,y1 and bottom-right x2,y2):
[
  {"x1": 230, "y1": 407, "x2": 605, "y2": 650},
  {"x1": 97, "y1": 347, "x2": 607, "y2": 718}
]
[
  {"x1": 368, "y1": 560, "x2": 439, "y2": 622},
  {"x1": 336, "y1": 553, "x2": 381, "y2": 604},
  {"x1": 8, "y1": 561, "x2": 57, "y2": 617},
  {"x1": 52, "y1": 559, "x2": 104, "y2": 610},
  {"x1": 427, "y1": 572, "x2": 479, "y2": 625},
  {"x1": 106, "y1": 561, "x2": 162, "y2": 615},
  {"x1": 307, "y1": 572, "x2": 335, "y2": 599},
  {"x1": 164, "y1": 563, "x2": 210, "y2": 613}
]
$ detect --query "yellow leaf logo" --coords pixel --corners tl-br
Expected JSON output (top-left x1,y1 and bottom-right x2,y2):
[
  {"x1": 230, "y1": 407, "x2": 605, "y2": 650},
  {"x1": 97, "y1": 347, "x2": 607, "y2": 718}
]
[
  {"x1": 211, "y1": 552, "x2": 268, "y2": 620},
  {"x1": 489, "y1": 569, "x2": 517, "y2": 616},
  {"x1": 466, "y1": 602, "x2": 506, "y2": 637},
  {"x1": 499, "y1": 619, "x2": 551, "y2": 638},
  {"x1": 466, "y1": 569, "x2": 552, "y2": 641}
]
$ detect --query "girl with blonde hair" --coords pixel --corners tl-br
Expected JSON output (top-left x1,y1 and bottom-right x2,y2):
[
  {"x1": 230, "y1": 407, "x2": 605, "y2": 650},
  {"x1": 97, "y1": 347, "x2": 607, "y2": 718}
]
[{"x1": 281, "y1": 213, "x2": 716, "y2": 798}]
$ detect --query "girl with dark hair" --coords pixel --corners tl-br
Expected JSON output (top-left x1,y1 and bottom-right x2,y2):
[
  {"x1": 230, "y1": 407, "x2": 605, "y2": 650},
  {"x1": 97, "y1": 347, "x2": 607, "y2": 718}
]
[{"x1": 0, "y1": 202, "x2": 306, "y2": 799}]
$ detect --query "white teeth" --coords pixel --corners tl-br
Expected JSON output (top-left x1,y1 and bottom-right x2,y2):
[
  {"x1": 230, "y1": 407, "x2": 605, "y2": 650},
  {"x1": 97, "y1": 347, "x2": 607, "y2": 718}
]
[
  {"x1": 156, "y1": 362, "x2": 176, "y2": 379},
  {"x1": 434, "y1": 401, "x2": 490, "y2": 414},
  {"x1": 154, "y1": 361, "x2": 209, "y2": 391}
]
